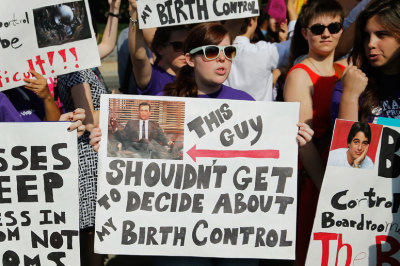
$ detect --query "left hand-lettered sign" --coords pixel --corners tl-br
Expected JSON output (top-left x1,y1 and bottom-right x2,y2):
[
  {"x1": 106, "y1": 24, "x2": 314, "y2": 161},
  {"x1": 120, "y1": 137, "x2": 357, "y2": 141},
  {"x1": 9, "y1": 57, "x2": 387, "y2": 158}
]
[
  {"x1": 0, "y1": 122, "x2": 80, "y2": 265},
  {"x1": 137, "y1": 0, "x2": 259, "y2": 29},
  {"x1": 0, "y1": 0, "x2": 99, "y2": 91}
]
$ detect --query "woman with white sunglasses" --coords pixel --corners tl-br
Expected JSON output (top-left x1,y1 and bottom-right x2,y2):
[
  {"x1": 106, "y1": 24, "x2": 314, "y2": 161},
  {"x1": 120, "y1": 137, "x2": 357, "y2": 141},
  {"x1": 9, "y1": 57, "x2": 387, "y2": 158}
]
[
  {"x1": 162, "y1": 23, "x2": 254, "y2": 100},
  {"x1": 90, "y1": 22, "x2": 314, "y2": 266},
  {"x1": 282, "y1": 0, "x2": 345, "y2": 265}
]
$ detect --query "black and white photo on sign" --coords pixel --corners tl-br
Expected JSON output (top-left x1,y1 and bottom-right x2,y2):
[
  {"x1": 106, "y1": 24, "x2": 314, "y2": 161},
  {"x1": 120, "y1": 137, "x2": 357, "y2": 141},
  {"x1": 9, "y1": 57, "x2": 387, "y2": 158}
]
[{"x1": 33, "y1": 1, "x2": 92, "y2": 48}]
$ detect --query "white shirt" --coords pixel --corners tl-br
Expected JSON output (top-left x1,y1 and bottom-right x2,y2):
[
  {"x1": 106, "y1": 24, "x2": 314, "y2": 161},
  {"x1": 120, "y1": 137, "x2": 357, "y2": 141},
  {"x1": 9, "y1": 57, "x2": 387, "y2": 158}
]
[
  {"x1": 328, "y1": 148, "x2": 374, "y2": 169},
  {"x1": 224, "y1": 21, "x2": 295, "y2": 101},
  {"x1": 139, "y1": 120, "x2": 149, "y2": 139}
]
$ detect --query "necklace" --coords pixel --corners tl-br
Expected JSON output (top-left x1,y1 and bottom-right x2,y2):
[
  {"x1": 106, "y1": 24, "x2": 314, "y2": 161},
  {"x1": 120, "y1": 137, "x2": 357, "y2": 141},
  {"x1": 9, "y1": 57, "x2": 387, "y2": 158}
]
[{"x1": 307, "y1": 58, "x2": 322, "y2": 75}]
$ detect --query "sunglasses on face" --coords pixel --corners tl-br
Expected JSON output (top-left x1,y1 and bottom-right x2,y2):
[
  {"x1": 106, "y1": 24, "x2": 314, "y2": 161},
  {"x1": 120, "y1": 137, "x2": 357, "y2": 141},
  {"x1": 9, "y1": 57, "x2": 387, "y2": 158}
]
[
  {"x1": 167, "y1": 41, "x2": 184, "y2": 52},
  {"x1": 189, "y1": 45, "x2": 237, "y2": 61},
  {"x1": 306, "y1": 22, "x2": 342, "y2": 35}
]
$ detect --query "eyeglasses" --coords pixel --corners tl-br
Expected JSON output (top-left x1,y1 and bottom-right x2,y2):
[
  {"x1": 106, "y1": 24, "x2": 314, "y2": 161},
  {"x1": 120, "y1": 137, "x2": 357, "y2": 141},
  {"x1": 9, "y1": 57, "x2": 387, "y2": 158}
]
[
  {"x1": 167, "y1": 41, "x2": 183, "y2": 52},
  {"x1": 189, "y1": 45, "x2": 237, "y2": 61},
  {"x1": 306, "y1": 22, "x2": 342, "y2": 35}
]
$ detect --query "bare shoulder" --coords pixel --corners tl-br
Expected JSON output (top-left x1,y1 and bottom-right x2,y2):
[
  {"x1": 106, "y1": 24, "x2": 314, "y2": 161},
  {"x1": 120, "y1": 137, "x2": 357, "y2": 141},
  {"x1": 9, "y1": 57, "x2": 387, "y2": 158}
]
[{"x1": 284, "y1": 67, "x2": 313, "y2": 97}]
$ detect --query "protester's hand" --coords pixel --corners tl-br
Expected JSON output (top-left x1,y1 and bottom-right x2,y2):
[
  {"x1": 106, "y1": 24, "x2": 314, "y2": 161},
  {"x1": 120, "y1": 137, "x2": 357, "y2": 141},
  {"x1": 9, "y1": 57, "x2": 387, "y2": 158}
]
[
  {"x1": 89, "y1": 126, "x2": 102, "y2": 152},
  {"x1": 23, "y1": 70, "x2": 53, "y2": 101},
  {"x1": 341, "y1": 63, "x2": 368, "y2": 99},
  {"x1": 60, "y1": 108, "x2": 86, "y2": 138},
  {"x1": 278, "y1": 20, "x2": 289, "y2": 42},
  {"x1": 297, "y1": 122, "x2": 314, "y2": 147},
  {"x1": 354, "y1": 144, "x2": 369, "y2": 167}
]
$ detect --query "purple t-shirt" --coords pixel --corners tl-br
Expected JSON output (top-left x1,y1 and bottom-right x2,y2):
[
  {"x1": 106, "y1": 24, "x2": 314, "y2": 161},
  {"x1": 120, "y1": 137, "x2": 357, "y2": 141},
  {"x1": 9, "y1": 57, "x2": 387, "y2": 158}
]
[
  {"x1": 5, "y1": 87, "x2": 44, "y2": 122},
  {"x1": 331, "y1": 75, "x2": 400, "y2": 124},
  {"x1": 0, "y1": 92, "x2": 23, "y2": 122},
  {"x1": 137, "y1": 65, "x2": 175, "y2": 95},
  {"x1": 198, "y1": 84, "x2": 255, "y2": 101},
  {"x1": 156, "y1": 84, "x2": 255, "y2": 101}
]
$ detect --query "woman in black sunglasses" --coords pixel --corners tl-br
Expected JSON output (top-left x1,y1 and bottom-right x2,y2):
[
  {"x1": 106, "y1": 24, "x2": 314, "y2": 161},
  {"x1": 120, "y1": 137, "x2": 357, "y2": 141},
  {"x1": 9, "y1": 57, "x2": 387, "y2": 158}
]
[
  {"x1": 337, "y1": 0, "x2": 400, "y2": 123},
  {"x1": 128, "y1": 0, "x2": 188, "y2": 96},
  {"x1": 282, "y1": 0, "x2": 345, "y2": 265}
]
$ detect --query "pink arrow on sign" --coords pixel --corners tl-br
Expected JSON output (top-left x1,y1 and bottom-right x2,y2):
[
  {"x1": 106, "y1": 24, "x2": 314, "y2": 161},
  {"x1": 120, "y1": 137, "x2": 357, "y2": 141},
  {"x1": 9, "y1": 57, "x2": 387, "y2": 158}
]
[{"x1": 187, "y1": 145, "x2": 280, "y2": 162}]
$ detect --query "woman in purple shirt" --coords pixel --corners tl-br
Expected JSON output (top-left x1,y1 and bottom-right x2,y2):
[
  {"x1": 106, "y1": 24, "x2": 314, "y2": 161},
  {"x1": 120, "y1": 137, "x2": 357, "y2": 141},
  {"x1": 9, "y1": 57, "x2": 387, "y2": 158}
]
[
  {"x1": 90, "y1": 22, "x2": 314, "y2": 266},
  {"x1": 128, "y1": 0, "x2": 188, "y2": 96}
]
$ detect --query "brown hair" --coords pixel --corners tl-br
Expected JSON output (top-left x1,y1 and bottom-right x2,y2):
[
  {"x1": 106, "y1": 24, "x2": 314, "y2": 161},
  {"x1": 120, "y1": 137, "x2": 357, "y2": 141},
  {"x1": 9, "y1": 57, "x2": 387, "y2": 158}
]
[
  {"x1": 163, "y1": 23, "x2": 230, "y2": 97},
  {"x1": 151, "y1": 25, "x2": 188, "y2": 66},
  {"x1": 288, "y1": 0, "x2": 344, "y2": 68},
  {"x1": 350, "y1": 0, "x2": 400, "y2": 122}
]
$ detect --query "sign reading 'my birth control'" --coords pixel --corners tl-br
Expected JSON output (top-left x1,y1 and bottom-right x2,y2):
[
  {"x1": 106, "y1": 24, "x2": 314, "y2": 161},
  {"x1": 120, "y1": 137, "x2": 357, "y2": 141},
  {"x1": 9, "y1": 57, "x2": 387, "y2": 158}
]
[
  {"x1": 95, "y1": 95, "x2": 300, "y2": 260},
  {"x1": 137, "y1": 0, "x2": 259, "y2": 28}
]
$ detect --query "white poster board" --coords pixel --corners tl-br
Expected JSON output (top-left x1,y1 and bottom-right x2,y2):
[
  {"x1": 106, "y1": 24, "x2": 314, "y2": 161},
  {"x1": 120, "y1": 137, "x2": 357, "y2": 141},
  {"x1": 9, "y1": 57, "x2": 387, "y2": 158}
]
[
  {"x1": 306, "y1": 119, "x2": 400, "y2": 265},
  {"x1": 0, "y1": 0, "x2": 100, "y2": 91},
  {"x1": 0, "y1": 122, "x2": 80, "y2": 265},
  {"x1": 137, "y1": 0, "x2": 259, "y2": 29},
  {"x1": 95, "y1": 95, "x2": 299, "y2": 260}
]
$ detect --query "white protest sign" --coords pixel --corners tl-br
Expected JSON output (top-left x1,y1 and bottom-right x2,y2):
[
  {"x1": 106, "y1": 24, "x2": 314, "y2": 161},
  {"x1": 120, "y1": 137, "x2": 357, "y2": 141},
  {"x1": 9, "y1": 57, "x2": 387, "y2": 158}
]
[
  {"x1": 0, "y1": 0, "x2": 100, "y2": 91},
  {"x1": 95, "y1": 95, "x2": 299, "y2": 259},
  {"x1": 305, "y1": 119, "x2": 400, "y2": 265},
  {"x1": 137, "y1": 0, "x2": 259, "y2": 29},
  {"x1": 0, "y1": 122, "x2": 80, "y2": 265}
]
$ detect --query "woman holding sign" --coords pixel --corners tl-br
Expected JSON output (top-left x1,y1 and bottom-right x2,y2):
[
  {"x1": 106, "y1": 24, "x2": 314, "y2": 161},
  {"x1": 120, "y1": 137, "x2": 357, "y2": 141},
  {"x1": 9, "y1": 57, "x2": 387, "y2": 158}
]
[
  {"x1": 336, "y1": 0, "x2": 400, "y2": 122},
  {"x1": 128, "y1": 0, "x2": 188, "y2": 95},
  {"x1": 90, "y1": 22, "x2": 314, "y2": 265}
]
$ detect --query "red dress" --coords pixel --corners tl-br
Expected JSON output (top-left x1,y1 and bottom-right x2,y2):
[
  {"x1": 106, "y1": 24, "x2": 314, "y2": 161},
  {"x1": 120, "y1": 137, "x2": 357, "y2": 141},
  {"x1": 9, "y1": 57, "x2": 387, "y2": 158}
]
[{"x1": 287, "y1": 63, "x2": 344, "y2": 265}]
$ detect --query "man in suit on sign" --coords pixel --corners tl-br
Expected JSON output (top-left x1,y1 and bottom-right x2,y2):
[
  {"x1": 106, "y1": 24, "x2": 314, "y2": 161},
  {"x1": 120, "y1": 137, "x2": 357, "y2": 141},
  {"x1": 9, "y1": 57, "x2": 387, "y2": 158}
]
[{"x1": 112, "y1": 102, "x2": 173, "y2": 158}]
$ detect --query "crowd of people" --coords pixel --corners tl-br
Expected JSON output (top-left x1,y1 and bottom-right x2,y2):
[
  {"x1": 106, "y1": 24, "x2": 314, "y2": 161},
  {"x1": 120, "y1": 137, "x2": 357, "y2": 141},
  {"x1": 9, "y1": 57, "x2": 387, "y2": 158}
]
[{"x1": 1, "y1": 0, "x2": 399, "y2": 265}]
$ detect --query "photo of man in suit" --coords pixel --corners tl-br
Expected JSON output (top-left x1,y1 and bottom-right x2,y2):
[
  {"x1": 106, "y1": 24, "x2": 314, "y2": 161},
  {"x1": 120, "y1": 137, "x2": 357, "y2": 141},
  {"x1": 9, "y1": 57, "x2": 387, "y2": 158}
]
[{"x1": 111, "y1": 102, "x2": 174, "y2": 158}]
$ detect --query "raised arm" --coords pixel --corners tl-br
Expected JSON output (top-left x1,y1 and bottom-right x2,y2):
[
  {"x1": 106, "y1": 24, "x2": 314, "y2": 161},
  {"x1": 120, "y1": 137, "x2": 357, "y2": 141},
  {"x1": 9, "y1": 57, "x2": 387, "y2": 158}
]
[
  {"x1": 284, "y1": 69, "x2": 324, "y2": 190},
  {"x1": 24, "y1": 70, "x2": 61, "y2": 121},
  {"x1": 128, "y1": 0, "x2": 153, "y2": 90},
  {"x1": 97, "y1": 0, "x2": 121, "y2": 59},
  {"x1": 70, "y1": 83, "x2": 99, "y2": 133}
]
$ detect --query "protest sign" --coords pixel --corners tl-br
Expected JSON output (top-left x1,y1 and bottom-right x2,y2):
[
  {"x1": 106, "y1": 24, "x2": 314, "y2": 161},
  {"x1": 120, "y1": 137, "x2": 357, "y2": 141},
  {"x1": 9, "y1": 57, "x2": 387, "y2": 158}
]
[
  {"x1": 306, "y1": 119, "x2": 400, "y2": 265},
  {"x1": 0, "y1": 122, "x2": 80, "y2": 265},
  {"x1": 94, "y1": 95, "x2": 299, "y2": 259},
  {"x1": 137, "y1": 0, "x2": 259, "y2": 29},
  {"x1": 0, "y1": 0, "x2": 99, "y2": 91}
]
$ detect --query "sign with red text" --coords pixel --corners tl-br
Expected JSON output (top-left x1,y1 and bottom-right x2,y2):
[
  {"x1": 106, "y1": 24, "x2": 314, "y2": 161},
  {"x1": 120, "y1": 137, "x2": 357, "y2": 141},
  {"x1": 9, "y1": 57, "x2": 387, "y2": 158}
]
[
  {"x1": 0, "y1": 122, "x2": 80, "y2": 265},
  {"x1": 305, "y1": 119, "x2": 400, "y2": 265},
  {"x1": 0, "y1": 0, "x2": 99, "y2": 91},
  {"x1": 94, "y1": 95, "x2": 299, "y2": 259},
  {"x1": 137, "y1": 0, "x2": 259, "y2": 29}
]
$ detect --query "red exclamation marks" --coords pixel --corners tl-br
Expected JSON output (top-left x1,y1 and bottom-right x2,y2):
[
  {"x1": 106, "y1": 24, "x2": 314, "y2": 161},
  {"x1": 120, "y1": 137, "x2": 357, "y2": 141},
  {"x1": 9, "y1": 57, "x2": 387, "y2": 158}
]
[
  {"x1": 47, "y1": 51, "x2": 55, "y2": 73},
  {"x1": 58, "y1": 49, "x2": 67, "y2": 69},
  {"x1": 27, "y1": 59, "x2": 35, "y2": 71},
  {"x1": 69, "y1": 47, "x2": 79, "y2": 68}
]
